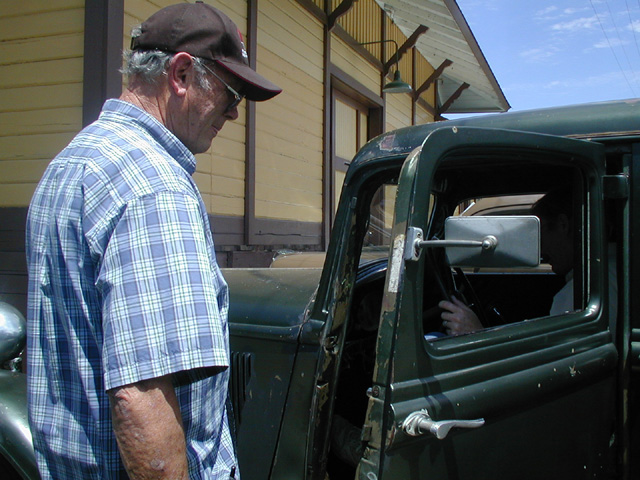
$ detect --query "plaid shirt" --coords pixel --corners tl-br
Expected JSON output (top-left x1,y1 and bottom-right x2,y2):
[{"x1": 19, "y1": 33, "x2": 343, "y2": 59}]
[{"x1": 26, "y1": 99, "x2": 238, "y2": 479}]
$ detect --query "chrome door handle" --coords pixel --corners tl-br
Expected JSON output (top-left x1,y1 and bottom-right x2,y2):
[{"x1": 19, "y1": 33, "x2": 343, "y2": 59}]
[{"x1": 402, "y1": 409, "x2": 485, "y2": 440}]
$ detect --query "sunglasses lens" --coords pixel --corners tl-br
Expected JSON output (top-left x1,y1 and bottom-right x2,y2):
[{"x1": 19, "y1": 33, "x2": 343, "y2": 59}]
[{"x1": 226, "y1": 95, "x2": 243, "y2": 112}]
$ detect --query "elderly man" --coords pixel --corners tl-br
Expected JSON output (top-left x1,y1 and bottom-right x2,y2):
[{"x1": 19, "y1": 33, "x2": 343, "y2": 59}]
[{"x1": 26, "y1": 3, "x2": 280, "y2": 479}]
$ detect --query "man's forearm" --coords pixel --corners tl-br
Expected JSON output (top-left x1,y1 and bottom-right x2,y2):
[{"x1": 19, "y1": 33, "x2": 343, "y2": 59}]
[{"x1": 109, "y1": 374, "x2": 189, "y2": 480}]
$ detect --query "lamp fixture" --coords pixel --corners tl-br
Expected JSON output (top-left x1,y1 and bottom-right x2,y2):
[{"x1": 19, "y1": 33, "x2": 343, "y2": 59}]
[
  {"x1": 359, "y1": 39, "x2": 413, "y2": 94},
  {"x1": 383, "y1": 70, "x2": 412, "y2": 93}
]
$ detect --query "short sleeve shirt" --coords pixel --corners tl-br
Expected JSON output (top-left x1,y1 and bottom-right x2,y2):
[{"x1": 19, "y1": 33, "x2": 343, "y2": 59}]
[{"x1": 26, "y1": 99, "x2": 237, "y2": 479}]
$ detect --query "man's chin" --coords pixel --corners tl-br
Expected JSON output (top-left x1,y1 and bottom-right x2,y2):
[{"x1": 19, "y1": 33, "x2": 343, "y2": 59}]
[{"x1": 190, "y1": 138, "x2": 215, "y2": 155}]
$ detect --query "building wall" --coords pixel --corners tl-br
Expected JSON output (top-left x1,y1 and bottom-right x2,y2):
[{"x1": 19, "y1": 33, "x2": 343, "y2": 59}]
[
  {"x1": 255, "y1": 0, "x2": 324, "y2": 223},
  {"x1": 0, "y1": 1, "x2": 86, "y2": 314},
  {"x1": 415, "y1": 102, "x2": 435, "y2": 125},
  {"x1": 0, "y1": 1, "x2": 85, "y2": 207},
  {"x1": 331, "y1": 35, "x2": 381, "y2": 95}
]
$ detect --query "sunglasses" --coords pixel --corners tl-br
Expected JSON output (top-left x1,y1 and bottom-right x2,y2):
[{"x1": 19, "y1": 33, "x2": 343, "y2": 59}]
[{"x1": 199, "y1": 60, "x2": 245, "y2": 113}]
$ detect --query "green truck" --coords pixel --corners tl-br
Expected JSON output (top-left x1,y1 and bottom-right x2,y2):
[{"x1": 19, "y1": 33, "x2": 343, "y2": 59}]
[{"x1": 2, "y1": 99, "x2": 639, "y2": 479}]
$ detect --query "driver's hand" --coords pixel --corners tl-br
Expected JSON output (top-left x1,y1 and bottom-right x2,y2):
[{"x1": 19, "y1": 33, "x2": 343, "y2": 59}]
[{"x1": 439, "y1": 296, "x2": 483, "y2": 336}]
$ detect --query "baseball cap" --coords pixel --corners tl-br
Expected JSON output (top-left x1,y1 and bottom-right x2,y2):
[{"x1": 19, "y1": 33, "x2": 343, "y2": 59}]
[{"x1": 130, "y1": 1, "x2": 281, "y2": 101}]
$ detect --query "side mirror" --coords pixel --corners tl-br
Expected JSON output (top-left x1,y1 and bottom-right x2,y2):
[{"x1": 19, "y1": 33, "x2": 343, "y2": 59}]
[
  {"x1": 444, "y1": 216, "x2": 540, "y2": 268},
  {"x1": 405, "y1": 216, "x2": 540, "y2": 268}
]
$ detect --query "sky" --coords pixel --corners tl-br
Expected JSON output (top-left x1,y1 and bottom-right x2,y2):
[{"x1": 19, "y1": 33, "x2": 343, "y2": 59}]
[{"x1": 455, "y1": 0, "x2": 640, "y2": 112}]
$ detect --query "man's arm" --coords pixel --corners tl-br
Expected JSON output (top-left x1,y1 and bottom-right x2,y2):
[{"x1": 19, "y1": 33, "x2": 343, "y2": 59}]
[
  {"x1": 108, "y1": 374, "x2": 189, "y2": 480},
  {"x1": 439, "y1": 296, "x2": 483, "y2": 335}
]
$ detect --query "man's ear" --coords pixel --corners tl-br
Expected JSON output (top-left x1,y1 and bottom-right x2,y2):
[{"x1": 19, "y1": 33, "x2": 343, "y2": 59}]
[{"x1": 167, "y1": 52, "x2": 194, "y2": 97}]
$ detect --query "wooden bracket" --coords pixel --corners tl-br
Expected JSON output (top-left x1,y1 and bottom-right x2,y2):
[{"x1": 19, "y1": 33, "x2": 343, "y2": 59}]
[
  {"x1": 383, "y1": 25, "x2": 428, "y2": 74},
  {"x1": 414, "y1": 59, "x2": 452, "y2": 99},
  {"x1": 438, "y1": 82, "x2": 470, "y2": 114},
  {"x1": 328, "y1": 0, "x2": 356, "y2": 31}
]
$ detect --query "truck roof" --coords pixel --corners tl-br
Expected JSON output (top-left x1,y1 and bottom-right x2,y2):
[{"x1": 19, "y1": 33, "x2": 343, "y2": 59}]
[{"x1": 350, "y1": 99, "x2": 640, "y2": 175}]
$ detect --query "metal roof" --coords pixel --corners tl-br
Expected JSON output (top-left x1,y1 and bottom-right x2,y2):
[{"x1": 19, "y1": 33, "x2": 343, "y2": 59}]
[{"x1": 375, "y1": 0, "x2": 510, "y2": 114}]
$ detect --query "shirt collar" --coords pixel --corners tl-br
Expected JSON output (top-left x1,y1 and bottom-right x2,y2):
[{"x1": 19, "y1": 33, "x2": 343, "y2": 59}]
[{"x1": 100, "y1": 99, "x2": 197, "y2": 176}]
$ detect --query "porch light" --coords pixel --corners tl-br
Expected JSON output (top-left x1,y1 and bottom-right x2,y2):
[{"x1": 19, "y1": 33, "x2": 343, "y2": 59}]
[
  {"x1": 383, "y1": 70, "x2": 412, "y2": 93},
  {"x1": 359, "y1": 39, "x2": 413, "y2": 94}
]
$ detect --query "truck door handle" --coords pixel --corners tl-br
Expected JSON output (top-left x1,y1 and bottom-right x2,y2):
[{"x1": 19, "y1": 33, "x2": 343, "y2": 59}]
[{"x1": 401, "y1": 409, "x2": 485, "y2": 440}]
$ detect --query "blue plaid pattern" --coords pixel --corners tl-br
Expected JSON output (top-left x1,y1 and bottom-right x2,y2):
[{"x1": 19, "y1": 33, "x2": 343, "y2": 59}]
[{"x1": 26, "y1": 99, "x2": 238, "y2": 479}]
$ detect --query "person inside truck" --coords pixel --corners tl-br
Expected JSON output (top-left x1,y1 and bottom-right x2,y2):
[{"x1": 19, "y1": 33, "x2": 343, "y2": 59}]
[{"x1": 439, "y1": 190, "x2": 617, "y2": 336}]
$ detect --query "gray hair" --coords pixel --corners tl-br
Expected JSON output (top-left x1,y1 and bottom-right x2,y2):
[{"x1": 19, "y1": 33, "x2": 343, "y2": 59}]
[{"x1": 121, "y1": 28, "x2": 212, "y2": 91}]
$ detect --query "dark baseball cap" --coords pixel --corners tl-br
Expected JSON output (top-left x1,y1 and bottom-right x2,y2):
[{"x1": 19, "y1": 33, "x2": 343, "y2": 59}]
[{"x1": 130, "y1": 1, "x2": 281, "y2": 101}]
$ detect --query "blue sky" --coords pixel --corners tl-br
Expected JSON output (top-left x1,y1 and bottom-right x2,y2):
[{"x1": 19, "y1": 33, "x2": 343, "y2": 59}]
[{"x1": 456, "y1": 0, "x2": 640, "y2": 112}]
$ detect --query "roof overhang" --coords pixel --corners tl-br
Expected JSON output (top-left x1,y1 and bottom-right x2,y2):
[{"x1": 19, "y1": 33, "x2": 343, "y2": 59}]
[{"x1": 375, "y1": 0, "x2": 510, "y2": 114}]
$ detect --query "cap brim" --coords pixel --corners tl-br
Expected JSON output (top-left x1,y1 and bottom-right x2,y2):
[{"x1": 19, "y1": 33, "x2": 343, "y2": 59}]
[{"x1": 216, "y1": 60, "x2": 282, "y2": 102}]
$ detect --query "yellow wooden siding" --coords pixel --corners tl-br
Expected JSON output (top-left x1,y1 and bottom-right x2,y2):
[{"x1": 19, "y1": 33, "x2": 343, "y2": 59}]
[
  {"x1": 415, "y1": 102, "x2": 435, "y2": 125},
  {"x1": 335, "y1": 98, "x2": 358, "y2": 160},
  {"x1": 259, "y1": 0, "x2": 324, "y2": 83},
  {"x1": 255, "y1": 0, "x2": 324, "y2": 223},
  {"x1": 0, "y1": 1, "x2": 84, "y2": 207},
  {"x1": 196, "y1": 119, "x2": 247, "y2": 217},
  {"x1": 385, "y1": 93, "x2": 413, "y2": 132},
  {"x1": 415, "y1": 53, "x2": 436, "y2": 104},
  {"x1": 332, "y1": 0, "x2": 382, "y2": 59},
  {"x1": 331, "y1": 34, "x2": 380, "y2": 94}
]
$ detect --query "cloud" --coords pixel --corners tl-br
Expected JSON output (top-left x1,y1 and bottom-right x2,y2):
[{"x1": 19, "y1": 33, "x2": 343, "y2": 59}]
[
  {"x1": 551, "y1": 16, "x2": 600, "y2": 32},
  {"x1": 536, "y1": 6, "x2": 557, "y2": 16},
  {"x1": 593, "y1": 38, "x2": 629, "y2": 48},
  {"x1": 535, "y1": 5, "x2": 591, "y2": 22},
  {"x1": 519, "y1": 47, "x2": 559, "y2": 63},
  {"x1": 628, "y1": 20, "x2": 640, "y2": 33},
  {"x1": 562, "y1": 7, "x2": 590, "y2": 15}
]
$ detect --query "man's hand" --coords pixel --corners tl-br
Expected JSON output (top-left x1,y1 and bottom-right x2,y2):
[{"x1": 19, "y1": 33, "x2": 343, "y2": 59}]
[
  {"x1": 108, "y1": 374, "x2": 189, "y2": 480},
  {"x1": 439, "y1": 296, "x2": 483, "y2": 336}
]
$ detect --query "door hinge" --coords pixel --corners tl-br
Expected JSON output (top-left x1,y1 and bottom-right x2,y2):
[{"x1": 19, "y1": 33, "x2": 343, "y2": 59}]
[{"x1": 603, "y1": 174, "x2": 629, "y2": 199}]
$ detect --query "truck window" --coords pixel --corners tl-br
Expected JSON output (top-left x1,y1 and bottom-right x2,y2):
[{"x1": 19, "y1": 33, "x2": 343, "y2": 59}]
[{"x1": 421, "y1": 161, "x2": 596, "y2": 340}]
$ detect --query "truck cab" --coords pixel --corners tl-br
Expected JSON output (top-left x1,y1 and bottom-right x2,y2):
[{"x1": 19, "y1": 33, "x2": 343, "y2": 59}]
[
  {"x1": 2, "y1": 99, "x2": 639, "y2": 479},
  {"x1": 226, "y1": 99, "x2": 639, "y2": 480}
]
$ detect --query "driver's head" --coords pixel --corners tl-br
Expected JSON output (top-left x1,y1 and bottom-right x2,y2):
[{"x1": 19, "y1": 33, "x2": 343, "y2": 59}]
[{"x1": 531, "y1": 190, "x2": 574, "y2": 277}]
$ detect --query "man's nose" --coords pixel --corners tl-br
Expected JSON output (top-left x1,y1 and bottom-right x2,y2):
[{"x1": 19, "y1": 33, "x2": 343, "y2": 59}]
[{"x1": 224, "y1": 104, "x2": 240, "y2": 120}]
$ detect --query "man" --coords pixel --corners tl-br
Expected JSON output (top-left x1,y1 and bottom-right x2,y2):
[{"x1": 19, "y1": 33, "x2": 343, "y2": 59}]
[
  {"x1": 26, "y1": 3, "x2": 280, "y2": 479},
  {"x1": 439, "y1": 190, "x2": 617, "y2": 335}
]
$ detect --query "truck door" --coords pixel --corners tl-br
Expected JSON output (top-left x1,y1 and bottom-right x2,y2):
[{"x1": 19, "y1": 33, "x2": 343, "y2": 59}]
[{"x1": 358, "y1": 127, "x2": 618, "y2": 480}]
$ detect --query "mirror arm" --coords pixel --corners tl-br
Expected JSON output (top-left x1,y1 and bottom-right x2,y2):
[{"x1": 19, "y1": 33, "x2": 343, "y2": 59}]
[{"x1": 404, "y1": 226, "x2": 498, "y2": 262}]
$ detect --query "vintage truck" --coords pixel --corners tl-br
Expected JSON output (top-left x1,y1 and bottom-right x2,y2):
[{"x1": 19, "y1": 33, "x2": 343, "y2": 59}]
[{"x1": 1, "y1": 99, "x2": 639, "y2": 479}]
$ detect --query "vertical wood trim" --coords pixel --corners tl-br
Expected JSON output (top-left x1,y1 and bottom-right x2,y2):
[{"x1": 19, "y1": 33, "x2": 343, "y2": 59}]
[
  {"x1": 246, "y1": 0, "x2": 258, "y2": 244},
  {"x1": 380, "y1": 7, "x2": 387, "y2": 129},
  {"x1": 323, "y1": 1, "x2": 332, "y2": 249},
  {"x1": 82, "y1": 0, "x2": 124, "y2": 127},
  {"x1": 411, "y1": 48, "x2": 416, "y2": 125}
]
